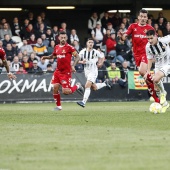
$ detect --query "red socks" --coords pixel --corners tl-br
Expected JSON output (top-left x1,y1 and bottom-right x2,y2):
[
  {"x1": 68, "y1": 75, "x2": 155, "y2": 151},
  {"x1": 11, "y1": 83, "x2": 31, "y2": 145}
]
[
  {"x1": 146, "y1": 74, "x2": 160, "y2": 103},
  {"x1": 70, "y1": 85, "x2": 78, "y2": 93},
  {"x1": 53, "y1": 92, "x2": 61, "y2": 106}
]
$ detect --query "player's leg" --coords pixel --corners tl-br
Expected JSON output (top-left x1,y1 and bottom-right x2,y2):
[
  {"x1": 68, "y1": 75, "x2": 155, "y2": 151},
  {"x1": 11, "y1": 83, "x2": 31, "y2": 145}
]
[
  {"x1": 139, "y1": 62, "x2": 160, "y2": 103},
  {"x1": 161, "y1": 101, "x2": 169, "y2": 113},
  {"x1": 91, "y1": 79, "x2": 112, "y2": 90},
  {"x1": 77, "y1": 71, "x2": 95, "y2": 107},
  {"x1": 153, "y1": 70, "x2": 166, "y2": 104},
  {"x1": 51, "y1": 72, "x2": 62, "y2": 111},
  {"x1": 77, "y1": 80, "x2": 92, "y2": 107},
  {"x1": 154, "y1": 66, "x2": 169, "y2": 113},
  {"x1": 88, "y1": 70, "x2": 111, "y2": 91},
  {"x1": 61, "y1": 73, "x2": 83, "y2": 95},
  {"x1": 53, "y1": 83, "x2": 62, "y2": 111}
]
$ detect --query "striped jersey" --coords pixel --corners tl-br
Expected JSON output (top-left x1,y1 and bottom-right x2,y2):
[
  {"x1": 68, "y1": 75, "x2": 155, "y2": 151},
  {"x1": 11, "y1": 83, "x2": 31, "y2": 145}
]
[
  {"x1": 79, "y1": 48, "x2": 103, "y2": 72},
  {"x1": 146, "y1": 35, "x2": 170, "y2": 68}
]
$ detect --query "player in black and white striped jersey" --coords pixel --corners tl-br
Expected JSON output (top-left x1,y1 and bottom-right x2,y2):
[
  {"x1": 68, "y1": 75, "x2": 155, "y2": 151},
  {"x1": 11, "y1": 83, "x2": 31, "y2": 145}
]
[
  {"x1": 145, "y1": 29, "x2": 170, "y2": 113},
  {"x1": 77, "y1": 38, "x2": 111, "y2": 108}
]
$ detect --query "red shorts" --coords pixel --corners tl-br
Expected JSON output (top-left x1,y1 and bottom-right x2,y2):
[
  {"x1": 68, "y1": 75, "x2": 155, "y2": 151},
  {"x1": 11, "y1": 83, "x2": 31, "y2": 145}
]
[
  {"x1": 51, "y1": 70, "x2": 72, "y2": 88},
  {"x1": 134, "y1": 54, "x2": 148, "y2": 67}
]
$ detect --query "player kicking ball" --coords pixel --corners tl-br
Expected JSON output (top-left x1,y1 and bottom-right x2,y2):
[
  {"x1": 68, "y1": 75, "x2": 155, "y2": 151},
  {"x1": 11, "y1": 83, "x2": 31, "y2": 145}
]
[
  {"x1": 145, "y1": 29, "x2": 170, "y2": 113},
  {"x1": 77, "y1": 38, "x2": 112, "y2": 108}
]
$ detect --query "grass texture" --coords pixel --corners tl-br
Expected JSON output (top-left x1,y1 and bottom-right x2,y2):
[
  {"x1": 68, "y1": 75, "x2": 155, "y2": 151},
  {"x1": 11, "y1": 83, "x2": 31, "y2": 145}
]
[{"x1": 0, "y1": 101, "x2": 170, "y2": 170}]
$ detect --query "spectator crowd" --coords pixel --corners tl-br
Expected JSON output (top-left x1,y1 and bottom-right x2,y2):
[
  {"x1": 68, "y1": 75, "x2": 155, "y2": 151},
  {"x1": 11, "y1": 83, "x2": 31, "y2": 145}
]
[{"x1": 0, "y1": 10, "x2": 169, "y2": 87}]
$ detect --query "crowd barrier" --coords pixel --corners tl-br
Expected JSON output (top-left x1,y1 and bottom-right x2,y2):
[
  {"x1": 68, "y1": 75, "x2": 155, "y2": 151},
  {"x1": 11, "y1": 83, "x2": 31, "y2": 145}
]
[{"x1": 0, "y1": 72, "x2": 170, "y2": 103}]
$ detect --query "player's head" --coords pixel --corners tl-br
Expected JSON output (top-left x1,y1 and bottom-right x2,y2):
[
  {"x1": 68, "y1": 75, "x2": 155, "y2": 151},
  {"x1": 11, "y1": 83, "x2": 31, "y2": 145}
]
[
  {"x1": 86, "y1": 38, "x2": 94, "y2": 49},
  {"x1": 146, "y1": 29, "x2": 157, "y2": 45},
  {"x1": 59, "y1": 31, "x2": 67, "y2": 45},
  {"x1": 138, "y1": 9, "x2": 148, "y2": 25}
]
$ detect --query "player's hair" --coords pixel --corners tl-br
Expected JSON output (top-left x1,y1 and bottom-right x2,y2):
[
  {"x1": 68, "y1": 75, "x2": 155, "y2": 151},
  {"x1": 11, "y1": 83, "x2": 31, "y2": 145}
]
[
  {"x1": 139, "y1": 9, "x2": 148, "y2": 16},
  {"x1": 87, "y1": 38, "x2": 94, "y2": 42},
  {"x1": 59, "y1": 31, "x2": 67, "y2": 35},
  {"x1": 146, "y1": 29, "x2": 155, "y2": 36}
]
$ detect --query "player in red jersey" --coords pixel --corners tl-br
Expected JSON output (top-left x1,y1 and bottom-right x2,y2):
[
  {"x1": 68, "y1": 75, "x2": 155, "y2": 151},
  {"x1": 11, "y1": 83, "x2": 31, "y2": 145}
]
[
  {"x1": 121, "y1": 9, "x2": 160, "y2": 103},
  {"x1": 0, "y1": 47, "x2": 16, "y2": 79},
  {"x1": 42, "y1": 31, "x2": 84, "y2": 111}
]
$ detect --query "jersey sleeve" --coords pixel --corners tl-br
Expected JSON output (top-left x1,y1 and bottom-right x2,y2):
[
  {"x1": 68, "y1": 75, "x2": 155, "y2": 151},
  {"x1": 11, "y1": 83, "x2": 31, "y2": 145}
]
[
  {"x1": 52, "y1": 46, "x2": 57, "y2": 56},
  {"x1": 69, "y1": 45, "x2": 76, "y2": 53},
  {"x1": 146, "y1": 43, "x2": 153, "y2": 59},
  {"x1": 96, "y1": 50, "x2": 102, "y2": 58},
  {"x1": 0, "y1": 48, "x2": 6, "y2": 60},
  {"x1": 158, "y1": 35, "x2": 170, "y2": 44},
  {"x1": 79, "y1": 50, "x2": 84, "y2": 60},
  {"x1": 125, "y1": 24, "x2": 133, "y2": 35}
]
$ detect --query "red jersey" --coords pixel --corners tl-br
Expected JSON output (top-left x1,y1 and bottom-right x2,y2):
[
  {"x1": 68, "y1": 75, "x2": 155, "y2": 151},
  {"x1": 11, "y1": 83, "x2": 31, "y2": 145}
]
[
  {"x1": 125, "y1": 23, "x2": 154, "y2": 57},
  {"x1": 53, "y1": 43, "x2": 76, "y2": 73},
  {"x1": 0, "y1": 47, "x2": 6, "y2": 61}
]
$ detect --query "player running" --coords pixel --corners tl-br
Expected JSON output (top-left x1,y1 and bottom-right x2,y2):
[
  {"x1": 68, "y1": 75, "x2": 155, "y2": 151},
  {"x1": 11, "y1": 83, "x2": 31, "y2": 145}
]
[
  {"x1": 0, "y1": 47, "x2": 16, "y2": 80},
  {"x1": 77, "y1": 38, "x2": 111, "y2": 108},
  {"x1": 121, "y1": 9, "x2": 160, "y2": 103},
  {"x1": 42, "y1": 31, "x2": 84, "y2": 111},
  {"x1": 145, "y1": 29, "x2": 170, "y2": 113}
]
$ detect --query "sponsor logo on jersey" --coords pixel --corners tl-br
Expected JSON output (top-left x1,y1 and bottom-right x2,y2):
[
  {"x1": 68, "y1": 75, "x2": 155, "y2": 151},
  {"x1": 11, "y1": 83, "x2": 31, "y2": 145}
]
[
  {"x1": 57, "y1": 54, "x2": 65, "y2": 58},
  {"x1": 134, "y1": 34, "x2": 147, "y2": 38}
]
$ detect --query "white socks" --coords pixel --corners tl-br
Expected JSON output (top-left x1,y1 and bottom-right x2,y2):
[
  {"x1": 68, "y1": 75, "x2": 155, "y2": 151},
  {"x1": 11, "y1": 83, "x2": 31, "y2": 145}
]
[
  {"x1": 156, "y1": 81, "x2": 165, "y2": 93},
  {"x1": 82, "y1": 83, "x2": 106, "y2": 104},
  {"x1": 95, "y1": 82, "x2": 106, "y2": 90},
  {"x1": 82, "y1": 88, "x2": 91, "y2": 104}
]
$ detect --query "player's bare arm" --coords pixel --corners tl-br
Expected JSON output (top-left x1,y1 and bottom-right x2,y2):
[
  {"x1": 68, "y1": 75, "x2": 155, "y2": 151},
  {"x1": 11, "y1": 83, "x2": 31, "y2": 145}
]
[
  {"x1": 72, "y1": 51, "x2": 80, "y2": 65},
  {"x1": 159, "y1": 34, "x2": 170, "y2": 44},
  {"x1": 3, "y1": 59, "x2": 16, "y2": 80},
  {"x1": 42, "y1": 54, "x2": 55, "y2": 60},
  {"x1": 78, "y1": 59, "x2": 86, "y2": 64},
  {"x1": 72, "y1": 51, "x2": 80, "y2": 72}
]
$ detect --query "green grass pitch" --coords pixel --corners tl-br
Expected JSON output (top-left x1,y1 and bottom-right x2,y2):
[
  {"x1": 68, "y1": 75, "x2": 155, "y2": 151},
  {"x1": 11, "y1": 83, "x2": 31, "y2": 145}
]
[{"x1": 0, "y1": 101, "x2": 170, "y2": 170}]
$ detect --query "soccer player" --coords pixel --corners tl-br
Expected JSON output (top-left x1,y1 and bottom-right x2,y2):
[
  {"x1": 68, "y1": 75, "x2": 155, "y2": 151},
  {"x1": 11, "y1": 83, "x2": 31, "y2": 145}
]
[
  {"x1": 42, "y1": 31, "x2": 84, "y2": 111},
  {"x1": 121, "y1": 9, "x2": 160, "y2": 103},
  {"x1": 0, "y1": 47, "x2": 16, "y2": 80},
  {"x1": 77, "y1": 38, "x2": 111, "y2": 108},
  {"x1": 145, "y1": 29, "x2": 170, "y2": 113}
]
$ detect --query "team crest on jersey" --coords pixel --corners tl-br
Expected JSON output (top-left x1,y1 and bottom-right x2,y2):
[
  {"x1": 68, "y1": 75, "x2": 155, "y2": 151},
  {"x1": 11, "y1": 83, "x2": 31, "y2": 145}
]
[
  {"x1": 62, "y1": 49, "x2": 66, "y2": 53},
  {"x1": 134, "y1": 28, "x2": 137, "y2": 31},
  {"x1": 143, "y1": 29, "x2": 147, "y2": 33}
]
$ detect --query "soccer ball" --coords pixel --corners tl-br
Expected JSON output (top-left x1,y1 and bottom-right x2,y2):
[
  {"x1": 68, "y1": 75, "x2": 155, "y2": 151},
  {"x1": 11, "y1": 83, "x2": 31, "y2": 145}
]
[{"x1": 149, "y1": 102, "x2": 162, "y2": 114}]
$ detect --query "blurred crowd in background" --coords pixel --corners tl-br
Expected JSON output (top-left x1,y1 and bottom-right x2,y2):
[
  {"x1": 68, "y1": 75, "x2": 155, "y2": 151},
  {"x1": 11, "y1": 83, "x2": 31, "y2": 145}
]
[{"x1": 0, "y1": 10, "x2": 169, "y2": 87}]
